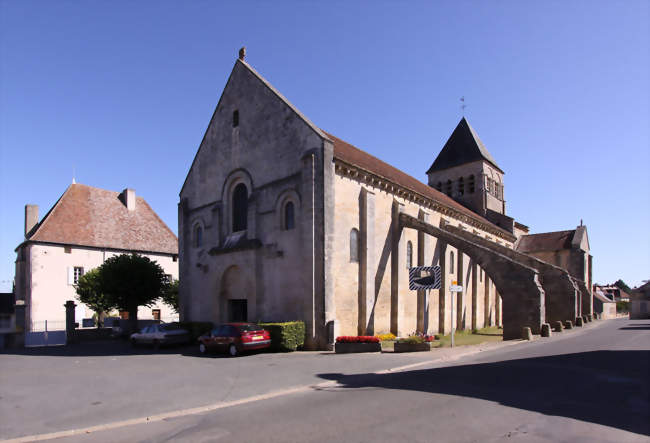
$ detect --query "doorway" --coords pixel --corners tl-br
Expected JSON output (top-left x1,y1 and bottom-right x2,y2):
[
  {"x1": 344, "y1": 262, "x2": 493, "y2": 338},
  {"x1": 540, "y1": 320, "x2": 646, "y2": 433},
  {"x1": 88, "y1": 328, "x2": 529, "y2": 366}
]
[{"x1": 228, "y1": 299, "x2": 248, "y2": 322}]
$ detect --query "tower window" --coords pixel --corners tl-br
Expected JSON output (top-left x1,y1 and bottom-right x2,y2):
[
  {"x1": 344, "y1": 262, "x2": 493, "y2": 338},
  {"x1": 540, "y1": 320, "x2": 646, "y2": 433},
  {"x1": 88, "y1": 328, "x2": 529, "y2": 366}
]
[
  {"x1": 445, "y1": 180, "x2": 452, "y2": 196},
  {"x1": 458, "y1": 177, "x2": 464, "y2": 196},
  {"x1": 350, "y1": 229, "x2": 359, "y2": 262},
  {"x1": 468, "y1": 175, "x2": 475, "y2": 193},
  {"x1": 233, "y1": 110, "x2": 239, "y2": 128},
  {"x1": 436, "y1": 182, "x2": 442, "y2": 191},
  {"x1": 284, "y1": 201, "x2": 295, "y2": 230},
  {"x1": 406, "y1": 241, "x2": 413, "y2": 269},
  {"x1": 193, "y1": 224, "x2": 203, "y2": 248},
  {"x1": 232, "y1": 184, "x2": 248, "y2": 232}
]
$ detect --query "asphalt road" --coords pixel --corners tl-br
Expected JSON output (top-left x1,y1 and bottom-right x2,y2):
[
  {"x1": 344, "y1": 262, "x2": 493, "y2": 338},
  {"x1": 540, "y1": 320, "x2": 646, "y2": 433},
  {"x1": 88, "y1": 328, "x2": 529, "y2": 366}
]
[{"x1": 2, "y1": 317, "x2": 648, "y2": 442}]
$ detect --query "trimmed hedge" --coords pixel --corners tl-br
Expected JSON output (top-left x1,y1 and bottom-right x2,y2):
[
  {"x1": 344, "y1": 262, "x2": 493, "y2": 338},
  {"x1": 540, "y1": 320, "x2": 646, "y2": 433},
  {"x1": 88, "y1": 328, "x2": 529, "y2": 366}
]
[
  {"x1": 178, "y1": 321, "x2": 213, "y2": 340},
  {"x1": 259, "y1": 321, "x2": 305, "y2": 351}
]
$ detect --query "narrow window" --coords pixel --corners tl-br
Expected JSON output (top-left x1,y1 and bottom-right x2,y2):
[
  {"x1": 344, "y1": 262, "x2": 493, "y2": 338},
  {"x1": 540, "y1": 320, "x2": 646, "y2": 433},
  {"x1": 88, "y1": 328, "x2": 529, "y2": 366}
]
[
  {"x1": 73, "y1": 267, "x2": 84, "y2": 284},
  {"x1": 449, "y1": 252, "x2": 454, "y2": 274},
  {"x1": 458, "y1": 177, "x2": 464, "y2": 196},
  {"x1": 436, "y1": 182, "x2": 442, "y2": 191},
  {"x1": 233, "y1": 110, "x2": 239, "y2": 128},
  {"x1": 469, "y1": 175, "x2": 475, "y2": 193},
  {"x1": 232, "y1": 183, "x2": 248, "y2": 232},
  {"x1": 194, "y1": 225, "x2": 203, "y2": 248},
  {"x1": 284, "y1": 201, "x2": 295, "y2": 230},
  {"x1": 445, "y1": 180, "x2": 452, "y2": 196},
  {"x1": 406, "y1": 241, "x2": 413, "y2": 269},
  {"x1": 350, "y1": 228, "x2": 359, "y2": 262}
]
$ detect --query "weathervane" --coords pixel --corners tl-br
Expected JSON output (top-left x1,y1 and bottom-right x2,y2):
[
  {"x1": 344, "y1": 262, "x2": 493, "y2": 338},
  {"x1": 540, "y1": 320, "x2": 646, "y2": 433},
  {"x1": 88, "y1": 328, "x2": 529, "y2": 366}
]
[{"x1": 460, "y1": 96, "x2": 466, "y2": 115}]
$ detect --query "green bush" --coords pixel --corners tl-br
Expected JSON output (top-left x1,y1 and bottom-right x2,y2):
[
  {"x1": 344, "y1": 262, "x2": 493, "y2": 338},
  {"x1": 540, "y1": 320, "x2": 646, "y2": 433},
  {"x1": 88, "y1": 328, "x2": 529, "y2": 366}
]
[
  {"x1": 259, "y1": 321, "x2": 305, "y2": 351},
  {"x1": 178, "y1": 321, "x2": 213, "y2": 340},
  {"x1": 616, "y1": 301, "x2": 629, "y2": 313},
  {"x1": 396, "y1": 335, "x2": 425, "y2": 344}
]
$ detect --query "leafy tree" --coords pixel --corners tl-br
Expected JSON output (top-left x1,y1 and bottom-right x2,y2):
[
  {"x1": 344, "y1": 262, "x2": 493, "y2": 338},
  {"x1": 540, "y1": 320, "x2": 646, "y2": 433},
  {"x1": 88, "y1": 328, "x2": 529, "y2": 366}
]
[
  {"x1": 97, "y1": 254, "x2": 167, "y2": 334},
  {"x1": 614, "y1": 279, "x2": 632, "y2": 293},
  {"x1": 75, "y1": 268, "x2": 114, "y2": 327},
  {"x1": 161, "y1": 279, "x2": 179, "y2": 313}
]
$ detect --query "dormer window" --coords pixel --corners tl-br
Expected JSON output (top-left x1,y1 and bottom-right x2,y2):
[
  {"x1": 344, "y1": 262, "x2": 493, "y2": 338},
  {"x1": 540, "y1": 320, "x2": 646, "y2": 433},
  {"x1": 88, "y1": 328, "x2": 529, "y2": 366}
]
[{"x1": 233, "y1": 110, "x2": 239, "y2": 128}]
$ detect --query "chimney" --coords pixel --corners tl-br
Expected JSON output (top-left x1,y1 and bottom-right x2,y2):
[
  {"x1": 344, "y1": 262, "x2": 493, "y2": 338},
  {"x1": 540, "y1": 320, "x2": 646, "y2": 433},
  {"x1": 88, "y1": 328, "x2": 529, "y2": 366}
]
[
  {"x1": 25, "y1": 204, "x2": 39, "y2": 236},
  {"x1": 121, "y1": 188, "x2": 136, "y2": 211}
]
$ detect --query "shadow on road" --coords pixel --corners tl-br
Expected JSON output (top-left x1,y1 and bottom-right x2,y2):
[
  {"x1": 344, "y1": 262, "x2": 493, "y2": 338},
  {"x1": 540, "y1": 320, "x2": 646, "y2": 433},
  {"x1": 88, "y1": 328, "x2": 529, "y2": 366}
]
[{"x1": 318, "y1": 350, "x2": 650, "y2": 436}]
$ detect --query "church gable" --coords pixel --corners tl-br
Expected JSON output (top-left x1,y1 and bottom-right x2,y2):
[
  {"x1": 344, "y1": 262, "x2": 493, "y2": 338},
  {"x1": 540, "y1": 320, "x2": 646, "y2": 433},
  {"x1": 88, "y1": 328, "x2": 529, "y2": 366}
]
[{"x1": 180, "y1": 57, "x2": 326, "y2": 210}]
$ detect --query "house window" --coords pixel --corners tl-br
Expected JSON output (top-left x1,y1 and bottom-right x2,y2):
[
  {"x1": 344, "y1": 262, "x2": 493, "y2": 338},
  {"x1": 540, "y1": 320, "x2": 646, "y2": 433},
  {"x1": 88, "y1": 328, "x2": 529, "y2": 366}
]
[
  {"x1": 284, "y1": 201, "x2": 295, "y2": 230},
  {"x1": 119, "y1": 311, "x2": 129, "y2": 320},
  {"x1": 232, "y1": 183, "x2": 248, "y2": 232},
  {"x1": 152, "y1": 309, "x2": 161, "y2": 321},
  {"x1": 458, "y1": 177, "x2": 464, "y2": 196},
  {"x1": 406, "y1": 241, "x2": 413, "y2": 269},
  {"x1": 194, "y1": 224, "x2": 203, "y2": 248},
  {"x1": 469, "y1": 175, "x2": 475, "y2": 193},
  {"x1": 164, "y1": 274, "x2": 172, "y2": 284},
  {"x1": 73, "y1": 267, "x2": 84, "y2": 284},
  {"x1": 233, "y1": 110, "x2": 239, "y2": 128},
  {"x1": 350, "y1": 228, "x2": 359, "y2": 262},
  {"x1": 64, "y1": 246, "x2": 72, "y2": 254},
  {"x1": 449, "y1": 252, "x2": 454, "y2": 274}
]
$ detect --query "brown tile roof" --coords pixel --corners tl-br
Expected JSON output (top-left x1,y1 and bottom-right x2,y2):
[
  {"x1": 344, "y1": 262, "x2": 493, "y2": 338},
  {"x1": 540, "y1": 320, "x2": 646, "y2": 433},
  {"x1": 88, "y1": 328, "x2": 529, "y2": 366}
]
[
  {"x1": 24, "y1": 183, "x2": 177, "y2": 254},
  {"x1": 516, "y1": 230, "x2": 576, "y2": 253},
  {"x1": 325, "y1": 131, "x2": 514, "y2": 238}
]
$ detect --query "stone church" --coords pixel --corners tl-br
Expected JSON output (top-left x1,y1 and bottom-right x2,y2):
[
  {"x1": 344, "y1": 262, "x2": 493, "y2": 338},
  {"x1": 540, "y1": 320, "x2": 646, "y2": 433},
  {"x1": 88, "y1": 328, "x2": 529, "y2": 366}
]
[{"x1": 178, "y1": 50, "x2": 592, "y2": 349}]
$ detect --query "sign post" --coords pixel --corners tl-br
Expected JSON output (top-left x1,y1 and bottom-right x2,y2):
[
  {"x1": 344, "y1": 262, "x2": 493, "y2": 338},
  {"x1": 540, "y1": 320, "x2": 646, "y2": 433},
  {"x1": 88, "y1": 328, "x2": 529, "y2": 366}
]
[{"x1": 449, "y1": 280, "x2": 463, "y2": 347}]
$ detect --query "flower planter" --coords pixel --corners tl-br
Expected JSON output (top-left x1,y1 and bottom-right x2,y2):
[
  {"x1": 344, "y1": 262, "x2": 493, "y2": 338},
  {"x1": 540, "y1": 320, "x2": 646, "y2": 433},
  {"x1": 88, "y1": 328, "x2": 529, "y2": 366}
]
[
  {"x1": 393, "y1": 342, "x2": 432, "y2": 353},
  {"x1": 335, "y1": 342, "x2": 382, "y2": 354}
]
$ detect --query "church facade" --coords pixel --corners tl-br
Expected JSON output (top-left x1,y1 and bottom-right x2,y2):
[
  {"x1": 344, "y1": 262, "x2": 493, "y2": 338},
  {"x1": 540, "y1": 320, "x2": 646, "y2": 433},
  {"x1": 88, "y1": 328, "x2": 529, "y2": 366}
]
[{"x1": 179, "y1": 51, "x2": 592, "y2": 349}]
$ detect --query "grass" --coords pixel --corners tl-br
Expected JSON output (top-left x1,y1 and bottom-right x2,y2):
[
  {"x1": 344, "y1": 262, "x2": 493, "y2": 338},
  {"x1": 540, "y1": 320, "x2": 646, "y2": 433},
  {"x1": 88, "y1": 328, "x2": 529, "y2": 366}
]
[{"x1": 380, "y1": 326, "x2": 503, "y2": 351}]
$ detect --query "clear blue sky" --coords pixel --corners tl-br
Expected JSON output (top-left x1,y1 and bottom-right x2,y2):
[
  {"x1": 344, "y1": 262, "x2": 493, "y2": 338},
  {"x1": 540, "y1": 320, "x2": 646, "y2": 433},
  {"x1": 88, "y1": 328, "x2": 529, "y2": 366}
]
[{"x1": 1, "y1": 1, "x2": 648, "y2": 291}]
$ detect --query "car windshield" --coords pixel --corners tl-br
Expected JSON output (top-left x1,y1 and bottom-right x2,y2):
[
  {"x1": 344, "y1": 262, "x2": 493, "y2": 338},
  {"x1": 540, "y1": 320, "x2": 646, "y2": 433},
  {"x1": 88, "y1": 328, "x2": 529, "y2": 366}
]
[
  {"x1": 159, "y1": 324, "x2": 180, "y2": 331},
  {"x1": 237, "y1": 324, "x2": 263, "y2": 332}
]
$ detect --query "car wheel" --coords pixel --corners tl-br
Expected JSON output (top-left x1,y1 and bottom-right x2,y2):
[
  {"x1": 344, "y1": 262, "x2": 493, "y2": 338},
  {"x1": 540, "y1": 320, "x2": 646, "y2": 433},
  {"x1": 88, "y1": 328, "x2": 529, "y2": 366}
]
[
  {"x1": 228, "y1": 343, "x2": 238, "y2": 357},
  {"x1": 153, "y1": 339, "x2": 160, "y2": 350},
  {"x1": 199, "y1": 343, "x2": 207, "y2": 354},
  {"x1": 131, "y1": 338, "x2": 138, "y2": 347}
]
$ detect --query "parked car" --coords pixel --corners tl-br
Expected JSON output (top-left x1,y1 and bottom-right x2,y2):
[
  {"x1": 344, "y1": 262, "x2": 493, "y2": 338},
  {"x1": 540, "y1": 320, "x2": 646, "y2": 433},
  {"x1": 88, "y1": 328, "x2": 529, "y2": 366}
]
[
  {"x1": 130, "y1": 323, "x2": 190, "y2": 348},
  {"x1": 198, "y1": 323, "x2": 271, "y2": 356}
]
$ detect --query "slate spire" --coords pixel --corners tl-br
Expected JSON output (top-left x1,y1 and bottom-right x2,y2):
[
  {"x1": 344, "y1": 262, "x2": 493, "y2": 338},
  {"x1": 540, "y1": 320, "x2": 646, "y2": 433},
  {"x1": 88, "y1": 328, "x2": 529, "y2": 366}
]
[{"x1": 427, "y1": 117, "x2": 503, "y2": 174}]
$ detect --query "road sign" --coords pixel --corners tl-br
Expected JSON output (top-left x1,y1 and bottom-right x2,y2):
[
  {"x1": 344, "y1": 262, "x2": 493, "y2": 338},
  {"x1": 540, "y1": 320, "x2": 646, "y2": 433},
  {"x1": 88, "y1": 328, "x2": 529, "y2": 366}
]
[
  {"x1": 408, "y1": 266, "x2": 441, "y2": 290},
  {"x1": 450, "y1": 285, "x2": 463, "y2": 292}
]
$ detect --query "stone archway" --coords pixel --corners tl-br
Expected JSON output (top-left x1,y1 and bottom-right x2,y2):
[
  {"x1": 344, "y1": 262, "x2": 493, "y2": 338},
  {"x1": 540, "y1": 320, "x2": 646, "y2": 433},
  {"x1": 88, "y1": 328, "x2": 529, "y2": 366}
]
[
  {"x1": 219, "y1": 265, "x2": 254, "y2": 322},
  {"x1": 399, "y1": 213, "x2": 546, "y2": 340}
]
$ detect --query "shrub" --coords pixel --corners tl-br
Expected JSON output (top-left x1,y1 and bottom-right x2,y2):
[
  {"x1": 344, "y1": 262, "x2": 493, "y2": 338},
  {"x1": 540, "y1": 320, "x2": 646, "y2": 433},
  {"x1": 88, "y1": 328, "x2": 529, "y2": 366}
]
[
  {"x1": 178, "y1": 321, "x2": 213, "y2": 340},
  {"x1": 396, "y1": 333, "x2": 435, "y2": 344},
  {"x1": 336, "y1": 336, "x2": 380, "y2": 343},
  {"x1": 375, "y1": 333, "x2": 396, "y2": 341},
  {"x1": 616, "y1": 301, "x2": 629, "y2": 313},
  {"x1": 259, "y1": 321, "x2": 305, "y2": 351}
]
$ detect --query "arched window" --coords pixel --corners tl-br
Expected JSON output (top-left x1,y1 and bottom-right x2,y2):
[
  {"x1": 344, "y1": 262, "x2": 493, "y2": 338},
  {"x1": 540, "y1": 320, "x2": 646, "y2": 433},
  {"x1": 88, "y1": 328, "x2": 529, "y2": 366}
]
[
  {"x1": 468, "y1": 175, "x2": 475, "y2": 193},
  {"x1": 406, "y1": 241, "x2": 413, "y2": 269},
  {"x1": 233, "y1": 110, "x2": 239, "y2": 128},
  {"x1": 445, "y1": 180, "x2": 452, "y2": 196},
  {"x1": 193, "y1": 224, "x2": 203, "y2": 248},
  {"x1": 284, "y1": 201, "x2": 295, "y2": 230},
  {"x1": 350, "y1": 228, "x2": 359, "y2": 262},
  {"x1": 449, "y1": 251, "x2": 455, "y2": 274},
  {"x1": 232, "y1": 183, "x2": 248, "y2": 232},
  {"x1": 458, "y1": 177, "x2": 464, "y2": 196}
]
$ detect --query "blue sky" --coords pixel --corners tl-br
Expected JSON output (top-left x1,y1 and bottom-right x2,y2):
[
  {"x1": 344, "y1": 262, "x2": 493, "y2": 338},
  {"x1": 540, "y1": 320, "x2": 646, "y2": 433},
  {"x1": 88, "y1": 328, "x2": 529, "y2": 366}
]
[{"x1": 1, "y1": 1, "x2": 648, "y2": 291}]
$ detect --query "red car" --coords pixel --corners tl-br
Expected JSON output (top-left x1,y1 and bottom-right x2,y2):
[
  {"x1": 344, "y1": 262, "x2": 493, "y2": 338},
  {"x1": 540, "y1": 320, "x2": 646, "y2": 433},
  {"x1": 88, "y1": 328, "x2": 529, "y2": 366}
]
[{"x1": 198, "y1": 323, "x2": 271, "y2": 356}]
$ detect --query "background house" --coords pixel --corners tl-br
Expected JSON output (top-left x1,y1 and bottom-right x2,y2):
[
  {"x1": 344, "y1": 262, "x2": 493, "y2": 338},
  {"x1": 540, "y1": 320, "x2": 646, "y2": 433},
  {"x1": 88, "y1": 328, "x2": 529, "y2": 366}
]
[
  {"x1": 14, "y1": 183, "x2": 179, "y2": 335},
  {"x1": 630, "y1": 281, "x2": 650, "y2": 319}
]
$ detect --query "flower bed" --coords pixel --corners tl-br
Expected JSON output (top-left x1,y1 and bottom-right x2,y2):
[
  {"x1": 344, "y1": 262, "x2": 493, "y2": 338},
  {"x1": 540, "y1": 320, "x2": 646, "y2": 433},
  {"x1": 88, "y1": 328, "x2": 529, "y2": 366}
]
[
  {"x1": 335, "y1": 336, "x2": 381, "y2": 353},
  {"x1": 393, "y1": 333, "x2": 435, "y2": 352}
]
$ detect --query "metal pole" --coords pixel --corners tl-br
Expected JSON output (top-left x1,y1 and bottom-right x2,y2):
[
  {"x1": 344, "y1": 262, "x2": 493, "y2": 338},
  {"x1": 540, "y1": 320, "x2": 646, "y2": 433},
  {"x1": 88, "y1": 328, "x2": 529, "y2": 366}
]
[{"x1": 451, "y1": 288, "x2": 454, "y2": 348}]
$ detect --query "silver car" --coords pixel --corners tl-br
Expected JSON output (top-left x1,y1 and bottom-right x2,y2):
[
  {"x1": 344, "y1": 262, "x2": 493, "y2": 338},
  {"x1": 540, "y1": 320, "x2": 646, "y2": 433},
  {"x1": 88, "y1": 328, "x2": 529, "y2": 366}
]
[{"x1": 130, "y1": 323, "x2": 190, "y2": 348}]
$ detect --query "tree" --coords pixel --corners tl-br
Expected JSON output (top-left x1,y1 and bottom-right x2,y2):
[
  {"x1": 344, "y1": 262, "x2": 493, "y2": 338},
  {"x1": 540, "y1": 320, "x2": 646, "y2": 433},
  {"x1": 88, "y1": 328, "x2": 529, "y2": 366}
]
[
  {"x1": 161, "y1": 279, "x2": 179, "y2": 313},
  {"x1": 75, "y1": 268, "x2": 114, "y2": 327},
  {"x1": 97, "y1": 254, "x2": 167, "y2": 334},
  {"x1": 614, "y1": 279, "x2": 632, "y2": 293}
]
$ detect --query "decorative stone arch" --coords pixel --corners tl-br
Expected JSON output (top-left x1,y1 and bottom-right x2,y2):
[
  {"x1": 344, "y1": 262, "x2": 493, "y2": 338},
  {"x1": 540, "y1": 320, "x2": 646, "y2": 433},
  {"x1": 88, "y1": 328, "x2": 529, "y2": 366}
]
[
  {"x1": 275, "y1": 189, "x2": 301, "y2": 231},
  {"x1": 222, "y1": 169, "x2": 254, "y2": 234},
  {"x1": 399, "y1": 213, "x2": 546, "y2": 340},
  {"x1": 218, "y1": 264, "x2": 255, "y2": 323}
]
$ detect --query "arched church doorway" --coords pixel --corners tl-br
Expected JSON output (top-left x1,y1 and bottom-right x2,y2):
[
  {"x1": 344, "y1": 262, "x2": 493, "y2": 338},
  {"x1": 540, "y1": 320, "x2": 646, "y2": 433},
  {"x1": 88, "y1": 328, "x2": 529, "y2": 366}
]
[{"x1": 220, "y1": 265, "x2": 254, "y2": 322}]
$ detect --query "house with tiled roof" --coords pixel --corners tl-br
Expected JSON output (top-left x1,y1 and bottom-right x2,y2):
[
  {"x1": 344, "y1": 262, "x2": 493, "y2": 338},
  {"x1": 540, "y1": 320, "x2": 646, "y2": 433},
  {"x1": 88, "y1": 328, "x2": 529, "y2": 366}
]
[
  {"x1": 178, "y1": 49, "x2": 594, "y2": 349},
  {"x1": 14, "y1": 183, "x2": 179, "y2": 332}
]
